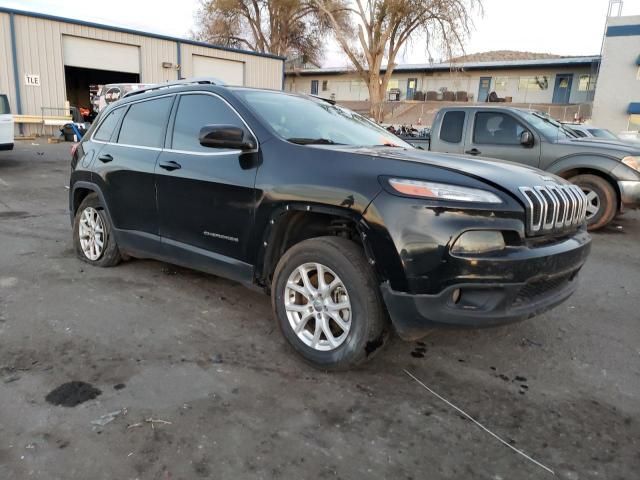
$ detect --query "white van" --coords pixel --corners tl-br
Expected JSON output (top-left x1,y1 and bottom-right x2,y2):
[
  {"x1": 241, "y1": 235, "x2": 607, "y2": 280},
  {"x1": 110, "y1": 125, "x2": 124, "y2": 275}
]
[{"x1": 0, "y1": 94, "x2": 14, "y2": 151}]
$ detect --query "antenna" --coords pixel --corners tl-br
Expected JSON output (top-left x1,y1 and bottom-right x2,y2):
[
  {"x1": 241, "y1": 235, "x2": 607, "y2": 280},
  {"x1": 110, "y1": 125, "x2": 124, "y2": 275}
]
[{"x1": 607, "y1": 0, "x2": 623, "y2": 17}]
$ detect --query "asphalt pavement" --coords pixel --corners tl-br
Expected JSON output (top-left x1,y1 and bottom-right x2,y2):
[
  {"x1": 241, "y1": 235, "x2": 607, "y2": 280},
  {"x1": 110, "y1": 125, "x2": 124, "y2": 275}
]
[{"x1": 1, "y1": 141, "x2": 638, "y2": 479}]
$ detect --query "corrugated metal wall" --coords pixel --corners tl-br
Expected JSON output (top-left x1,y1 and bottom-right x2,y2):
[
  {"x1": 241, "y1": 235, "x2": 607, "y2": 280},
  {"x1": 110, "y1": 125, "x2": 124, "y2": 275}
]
[
  {"x1": 0, "y1": 11, "x2": 283, "y2": 136},
  {"x1": 181, "y1": 44, "x2": 282, "y2": 89}
]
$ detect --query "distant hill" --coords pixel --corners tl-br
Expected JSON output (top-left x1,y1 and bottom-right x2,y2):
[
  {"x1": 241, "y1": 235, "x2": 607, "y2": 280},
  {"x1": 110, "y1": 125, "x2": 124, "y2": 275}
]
[{"x1": 450, "y1": 51, "x2": 565, "y2": 63}]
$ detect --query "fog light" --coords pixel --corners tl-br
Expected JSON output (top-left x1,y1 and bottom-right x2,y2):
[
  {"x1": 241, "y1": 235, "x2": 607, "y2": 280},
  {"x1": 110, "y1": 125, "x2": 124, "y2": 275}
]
[
  {"x1": 452, "y1": 288, "x2": 461, "y2": 304},
  {"x1": 451, "y1": 231, "x2": 506, "y2": 255}
]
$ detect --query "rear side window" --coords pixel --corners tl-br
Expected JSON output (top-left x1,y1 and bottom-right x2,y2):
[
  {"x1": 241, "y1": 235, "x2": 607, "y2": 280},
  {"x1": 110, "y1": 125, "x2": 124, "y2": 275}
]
[
  {"x1": 0, "y1": 95, "x2": 10, "y2": 114},
  {"x1": 93, "y1": 107, "x2": 124, "y2": 142},
  {"x1": 473, "y1": 112, "x2": 526, "y2": 145},
  {"x1": 171, "y1": 94, "x2": 246, "y2": 152},
  {"x1": 117, "y1": 97, "x2": 174, "y2": 148},
  {"x1": 440, "y1": 111, "x2": 465, "y2": 143}
]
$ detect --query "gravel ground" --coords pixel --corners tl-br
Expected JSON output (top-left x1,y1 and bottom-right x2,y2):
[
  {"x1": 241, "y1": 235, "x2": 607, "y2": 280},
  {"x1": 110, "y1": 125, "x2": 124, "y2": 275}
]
[{"x1": 1, "y1": 141, "x2": 638, "y2": 480}]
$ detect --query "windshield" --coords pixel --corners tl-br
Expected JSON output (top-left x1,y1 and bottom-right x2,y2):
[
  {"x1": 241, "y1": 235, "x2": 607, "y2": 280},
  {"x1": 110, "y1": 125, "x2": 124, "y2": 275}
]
[
  {"x1": 588, "y1": 128, "x2": 618, "y2": 140},
  {"x1": 520, "y1": 111, "x2": 578, "y2": 140},
  {"x1": 0, "y1": 95, "x2": 10, "y2": 115},
  {"x1": 233, "y1": 90, "x2": 412, "y2": 148}
]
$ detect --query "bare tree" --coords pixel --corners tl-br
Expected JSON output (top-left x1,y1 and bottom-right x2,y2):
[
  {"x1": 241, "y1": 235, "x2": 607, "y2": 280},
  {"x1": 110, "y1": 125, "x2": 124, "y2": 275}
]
[
  {"x1": 193, "y1": 0, "x2": 345, "y2": 65},
  {"x1": 315, "y1": 0, "x2": 481, "y2": 121}
]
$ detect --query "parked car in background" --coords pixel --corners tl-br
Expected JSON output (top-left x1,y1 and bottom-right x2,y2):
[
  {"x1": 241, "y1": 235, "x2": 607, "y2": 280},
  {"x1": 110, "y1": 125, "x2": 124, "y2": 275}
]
[
  {"x1": 429, "y1": 106, "x2": 640, "y2": 230},
  {"x1": 563, "y1": 122, "x2": 640, "y2": 147},
  {"x1": 70, "y1": 80, "x2": 591, "y2": 369},
  {"x1": 0, "y1": 94, "x2": 13, "y2": 151}
]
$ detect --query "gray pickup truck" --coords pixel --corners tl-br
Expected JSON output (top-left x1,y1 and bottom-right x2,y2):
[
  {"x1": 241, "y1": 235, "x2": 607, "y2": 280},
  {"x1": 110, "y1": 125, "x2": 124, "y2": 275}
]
[{"x1": 421, "y1": 106, "x2": 640, "y2": 230}]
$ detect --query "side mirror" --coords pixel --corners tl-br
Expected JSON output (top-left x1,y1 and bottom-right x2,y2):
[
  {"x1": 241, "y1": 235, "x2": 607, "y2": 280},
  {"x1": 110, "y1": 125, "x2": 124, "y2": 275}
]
[
  {"x1": 199, "y1": 125, "x2": 256, "y2": 150},
  {"x1": 520, "y1": 130, "x2": 534, "y2": 148}
]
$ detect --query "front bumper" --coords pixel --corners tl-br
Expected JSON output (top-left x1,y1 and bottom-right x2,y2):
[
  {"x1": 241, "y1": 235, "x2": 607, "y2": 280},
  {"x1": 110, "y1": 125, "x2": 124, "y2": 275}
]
[
  {"x1": 618, "y1": 180, "x2": 640, "y2": 209},
  {"x1": 382, "y1": 230, "x2": 591, "y2": 340}
]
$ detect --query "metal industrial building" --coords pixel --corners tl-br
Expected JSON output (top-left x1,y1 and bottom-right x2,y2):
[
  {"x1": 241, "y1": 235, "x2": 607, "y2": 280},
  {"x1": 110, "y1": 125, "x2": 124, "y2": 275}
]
[{"x1": 0, "y1": 7, "x2": 284, "y2": 136}]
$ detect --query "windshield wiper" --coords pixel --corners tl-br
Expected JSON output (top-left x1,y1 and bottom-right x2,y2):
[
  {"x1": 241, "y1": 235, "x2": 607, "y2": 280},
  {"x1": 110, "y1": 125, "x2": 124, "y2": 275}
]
[{"x1": 287, "y1": 137, "x2": 343, "y2": 145}]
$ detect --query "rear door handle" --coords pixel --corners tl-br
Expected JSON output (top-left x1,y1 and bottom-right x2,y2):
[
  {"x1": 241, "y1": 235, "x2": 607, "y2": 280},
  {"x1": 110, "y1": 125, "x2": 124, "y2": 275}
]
[
  {"x1": 159, "y1": 160, "x2": 182, "y2": 171},
  {"x1": 465, "y1": 148, "x2": 481, "y2": 156},
  {"x1": 98, "y1": 154, "x2": 113, "y2": 163}
]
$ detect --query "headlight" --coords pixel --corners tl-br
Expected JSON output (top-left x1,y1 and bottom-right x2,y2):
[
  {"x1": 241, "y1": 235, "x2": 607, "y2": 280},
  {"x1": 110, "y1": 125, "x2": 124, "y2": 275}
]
[
  {"x1": 622, "y1": 156, "x2": 640, "y2": 172},
  {"x1": 388, "y1": 179, "x2": 502, "y2": 203},
  {"x1": 451, "y1": 231, "x2": 506, "y2": 255}
]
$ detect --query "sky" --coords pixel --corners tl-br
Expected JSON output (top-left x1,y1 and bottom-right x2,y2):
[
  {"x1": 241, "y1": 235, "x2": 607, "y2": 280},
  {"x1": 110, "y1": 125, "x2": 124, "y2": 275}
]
[{"x1": 2, "y1": 0, "x2": 640, "y2": 66}]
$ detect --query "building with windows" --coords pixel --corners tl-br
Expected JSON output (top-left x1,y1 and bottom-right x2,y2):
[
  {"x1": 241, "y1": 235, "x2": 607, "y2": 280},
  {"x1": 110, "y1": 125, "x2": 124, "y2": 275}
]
[
  {"x1": 592, "y1": 15, "x2": 640, "y2": 134},
  {"x1": 285, "y1": 56, "x2": 600, "y2": 106},
  {"x1": 0, "y1": 7, "x2": 284, "y2": 136}
]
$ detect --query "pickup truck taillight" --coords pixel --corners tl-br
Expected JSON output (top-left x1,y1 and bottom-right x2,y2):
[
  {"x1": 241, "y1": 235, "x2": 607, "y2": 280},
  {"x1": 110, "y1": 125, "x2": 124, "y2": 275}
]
[{"x1": 70, "y1": 143, "x2": 79, "y2": 159}]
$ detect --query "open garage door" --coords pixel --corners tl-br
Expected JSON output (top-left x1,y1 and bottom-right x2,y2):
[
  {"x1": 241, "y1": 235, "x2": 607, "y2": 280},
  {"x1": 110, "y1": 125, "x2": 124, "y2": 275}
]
[
  {"x1": 62, "y1": 35, "x2": 141, "y2": 119},
  {"x1": 192, "y1": 55, "x2": 244, "y2": 85},
  {"x1": 63, "y1": 36, "x2": 140, "y2": 73}
]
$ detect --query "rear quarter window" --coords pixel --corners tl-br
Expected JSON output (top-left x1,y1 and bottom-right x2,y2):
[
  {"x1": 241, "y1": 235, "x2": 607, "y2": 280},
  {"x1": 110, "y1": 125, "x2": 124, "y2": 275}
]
[
  {"x1": 0, "y1": 95, "x2": 10, "y2": 115},
  {"x1": 439, "y1": 111, "x2": 465, "y2": 143},
  {"x1": 93, "y1": 107, "x2": 125, "y2": 142}
]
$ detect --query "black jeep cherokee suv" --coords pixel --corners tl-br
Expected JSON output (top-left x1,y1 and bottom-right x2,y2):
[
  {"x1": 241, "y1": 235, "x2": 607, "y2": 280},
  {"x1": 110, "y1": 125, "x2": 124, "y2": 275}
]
[{"x1": 70, "y1": 80, "x2": 591, "y2": 369}]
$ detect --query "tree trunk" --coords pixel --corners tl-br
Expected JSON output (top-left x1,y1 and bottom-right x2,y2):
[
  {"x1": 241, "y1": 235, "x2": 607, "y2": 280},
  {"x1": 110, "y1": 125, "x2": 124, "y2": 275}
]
[{"x1": 367, "y1": 71, "x2": 385, "y2": 122}]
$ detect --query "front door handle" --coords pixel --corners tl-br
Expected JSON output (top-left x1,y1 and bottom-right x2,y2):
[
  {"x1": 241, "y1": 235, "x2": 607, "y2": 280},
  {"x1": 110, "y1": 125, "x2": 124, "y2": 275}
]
[
  {"x1": 465, "y1": 148, "x2": 481, "y2": 156},
  {"x1": 159, "y1": 160, "x2": 182, "y2": 171},
  {"x1": 98, "y1": 154, "x2": 113, "y2": 163}
]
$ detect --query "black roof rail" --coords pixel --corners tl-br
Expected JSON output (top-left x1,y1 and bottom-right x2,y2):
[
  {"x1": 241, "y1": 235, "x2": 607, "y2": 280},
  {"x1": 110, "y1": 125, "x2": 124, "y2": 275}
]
[{"x1": 123, "y1": 77, "x2": 227, "y2": 98}]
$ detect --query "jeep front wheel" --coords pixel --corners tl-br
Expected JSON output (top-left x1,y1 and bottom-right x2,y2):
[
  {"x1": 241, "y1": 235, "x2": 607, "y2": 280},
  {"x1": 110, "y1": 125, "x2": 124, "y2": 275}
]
[
  {"x1": 569, "y1": 174, "x2": 617, "y2": 230},
  {"x1": 272, "y1": 236, "x2": 387, "y2": 370}
]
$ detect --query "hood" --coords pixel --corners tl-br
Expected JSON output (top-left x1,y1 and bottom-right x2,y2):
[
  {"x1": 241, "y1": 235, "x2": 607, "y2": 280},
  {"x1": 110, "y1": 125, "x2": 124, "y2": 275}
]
[
  {"x1": 344, "y1": 146, "x2": 567, "y2": 194},
  {"x1": 555, "y1": 137, "x2": 640, "y2": 156}
]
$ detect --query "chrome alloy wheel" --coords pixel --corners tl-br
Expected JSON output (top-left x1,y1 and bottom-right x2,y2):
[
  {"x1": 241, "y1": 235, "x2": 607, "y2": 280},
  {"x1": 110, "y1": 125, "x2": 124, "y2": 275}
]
[
  {"x1": 284, "y1": 263, "x2": 352, "y2": 351},
  {"x1": 582, "y1": 187, "x2": 600, "y2": 220},
  {"x1": 78, "y1": 207, "x2": 105, "y2": 261}
]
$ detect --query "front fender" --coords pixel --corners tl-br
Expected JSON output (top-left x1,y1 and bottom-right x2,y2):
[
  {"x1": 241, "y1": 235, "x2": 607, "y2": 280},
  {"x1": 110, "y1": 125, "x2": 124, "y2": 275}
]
[{"x1": 547, "y1": 154, "x2": 621, "y2": 177}]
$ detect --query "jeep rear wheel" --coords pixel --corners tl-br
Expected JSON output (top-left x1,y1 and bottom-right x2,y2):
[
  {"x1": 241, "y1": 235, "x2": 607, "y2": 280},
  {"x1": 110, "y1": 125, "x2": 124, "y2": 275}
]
[
  {"x1": 569, "y1": 174, "x2": 617, "y2": 231},
  {"x1": 73, "y1": 193, "x2": 121, "y2": 267},
  {"x1": 272, "y1": 236, "x2": 387, "y2": 370}
]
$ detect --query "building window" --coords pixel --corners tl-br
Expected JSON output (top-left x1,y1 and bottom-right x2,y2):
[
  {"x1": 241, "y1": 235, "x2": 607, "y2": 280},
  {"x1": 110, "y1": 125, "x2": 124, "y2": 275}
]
[
  {"x1": 494, "y1": 77, "x2": 508, "y2": 91},
  {"x1": 387, "y1": 79, "x2": 399, "y2": 91},
  {"x1": 322, "y1": 80, "x2": 328, "y2": 91},
  {"x1": 578, "y1": 74, "x2": 596, "y2": 91},
  {"x1": 518, "y1": 76, "x2": 549, "y2": 91}
]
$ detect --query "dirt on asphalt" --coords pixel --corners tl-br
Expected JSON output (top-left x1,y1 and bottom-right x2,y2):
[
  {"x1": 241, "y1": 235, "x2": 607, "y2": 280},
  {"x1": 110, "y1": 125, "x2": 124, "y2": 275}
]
[{"x1": 0, "y1": 141, "x2": 639, "y2": 479}]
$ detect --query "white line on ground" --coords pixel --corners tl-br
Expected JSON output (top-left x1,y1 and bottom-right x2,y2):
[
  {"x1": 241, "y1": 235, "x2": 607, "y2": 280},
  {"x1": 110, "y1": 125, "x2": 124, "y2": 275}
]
[
  {"x1": 404, "y1": 369, "x2": 555, "y2": 476},
  {"x1": 0, "y1": 177, "x2": 9, "y2": 187}
]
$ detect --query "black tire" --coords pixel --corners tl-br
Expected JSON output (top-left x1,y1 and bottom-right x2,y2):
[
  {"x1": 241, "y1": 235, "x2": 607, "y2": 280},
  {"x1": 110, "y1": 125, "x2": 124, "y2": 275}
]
[
  {"x1": 73, "y1": 193, "x2": 121, "y2": 267},
  {"x1": 569, "y1": 174, "x2": 617, "y2": 231},
  {"x1": 272, "y1": 236, "x2": 388, "y2": 370}
]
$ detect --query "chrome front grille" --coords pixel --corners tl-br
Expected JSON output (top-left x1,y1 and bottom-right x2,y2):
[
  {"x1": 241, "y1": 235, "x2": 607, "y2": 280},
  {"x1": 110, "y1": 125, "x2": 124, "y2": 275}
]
[{"x1": 519, "y1": 184, "x2": 587, "y2": 235}]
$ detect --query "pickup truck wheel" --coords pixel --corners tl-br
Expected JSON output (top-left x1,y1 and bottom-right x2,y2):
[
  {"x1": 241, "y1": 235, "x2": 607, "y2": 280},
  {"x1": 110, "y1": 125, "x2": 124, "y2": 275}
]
[
  {"x1": 73, "y1": 193, "x2": 121, "y2": 267},
  {"x1": 272, "y1": 236, "x2": 387, "y2": 370},
  {"x1": 569, "y1": 174, "x2": 617, "y2": 230}
]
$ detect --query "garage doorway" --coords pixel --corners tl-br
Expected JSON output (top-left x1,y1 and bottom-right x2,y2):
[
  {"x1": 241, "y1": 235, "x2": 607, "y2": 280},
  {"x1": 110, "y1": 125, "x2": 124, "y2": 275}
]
[
  {"x1": 64, "y1": 66, "x2": 139, "y2": 112},
  {"x1": 62, "y1": 35, "x2": 141, "y2": 119}
]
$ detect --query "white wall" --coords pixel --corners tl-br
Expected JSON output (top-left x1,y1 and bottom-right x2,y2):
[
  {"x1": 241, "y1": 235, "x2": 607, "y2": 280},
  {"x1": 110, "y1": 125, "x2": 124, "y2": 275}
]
[{"x1": 592, "y1": 15, "x2": 640, "y2": 133}]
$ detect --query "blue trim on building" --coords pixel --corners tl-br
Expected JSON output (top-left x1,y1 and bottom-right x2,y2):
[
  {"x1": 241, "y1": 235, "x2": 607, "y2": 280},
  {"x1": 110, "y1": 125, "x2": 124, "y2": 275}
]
[
  {"x1": 0, "y1": 6, "x2": 286, "y2": 61},
  {"x1": 176, "y1": 41, "x2": 182, "y2": 80},
  {"x1": 628, "y1": 103, "x2": 640, "y2": 115},
  {"x1": 8, "y1": 13, "x2": 23, "y2": 134},
  {"x1": 606, "y1": 24, "x2": 640, "y2": 37},
  {"x1": 8, "y1": 13, "x2": 22, "y2": 114}
]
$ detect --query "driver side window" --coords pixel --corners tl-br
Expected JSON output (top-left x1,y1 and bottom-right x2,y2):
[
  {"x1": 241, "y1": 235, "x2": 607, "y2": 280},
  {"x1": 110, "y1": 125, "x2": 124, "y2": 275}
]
[
  {"x1": 171, "y1": 94, "x2": 247, "y2": 152},
  {"x1": 473, "y1": 112, "x2": 526, "y2": 145}
]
